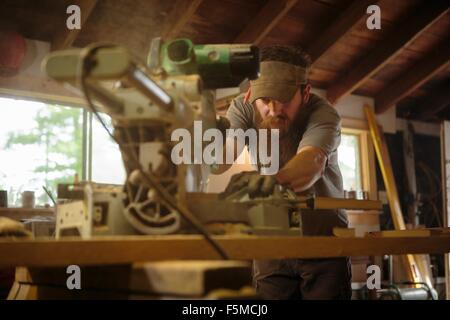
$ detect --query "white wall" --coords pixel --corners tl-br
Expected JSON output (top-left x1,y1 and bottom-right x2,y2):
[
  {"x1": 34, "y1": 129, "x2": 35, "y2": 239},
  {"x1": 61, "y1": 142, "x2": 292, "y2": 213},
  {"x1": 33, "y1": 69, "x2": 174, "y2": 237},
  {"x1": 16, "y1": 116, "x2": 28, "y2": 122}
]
[{"x1": 312, "y1": 88, "x2": 399, "y2": 134}]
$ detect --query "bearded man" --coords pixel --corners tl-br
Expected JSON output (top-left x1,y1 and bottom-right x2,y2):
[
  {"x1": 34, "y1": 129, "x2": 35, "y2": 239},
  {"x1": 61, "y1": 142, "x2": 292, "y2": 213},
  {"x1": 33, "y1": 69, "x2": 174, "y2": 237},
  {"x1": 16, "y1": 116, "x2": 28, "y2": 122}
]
[{"x1": 214, "y1": 45, "x2": 352, "y2": 300}]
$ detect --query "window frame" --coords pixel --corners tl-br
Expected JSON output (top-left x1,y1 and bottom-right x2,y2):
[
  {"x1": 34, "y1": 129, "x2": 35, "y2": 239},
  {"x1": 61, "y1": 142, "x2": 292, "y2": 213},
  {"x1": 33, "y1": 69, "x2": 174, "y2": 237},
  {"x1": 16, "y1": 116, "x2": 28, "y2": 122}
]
[{"x1": 341, "y1": 117, "x2": 378, "y2": 200}]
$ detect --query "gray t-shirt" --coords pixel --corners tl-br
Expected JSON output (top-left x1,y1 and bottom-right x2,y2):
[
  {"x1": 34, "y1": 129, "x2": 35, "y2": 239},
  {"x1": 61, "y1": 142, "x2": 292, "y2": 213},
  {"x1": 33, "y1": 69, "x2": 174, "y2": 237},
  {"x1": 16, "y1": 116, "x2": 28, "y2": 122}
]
[{"x1": 226, "y1": 93, "x2": 348, "y2": 235}]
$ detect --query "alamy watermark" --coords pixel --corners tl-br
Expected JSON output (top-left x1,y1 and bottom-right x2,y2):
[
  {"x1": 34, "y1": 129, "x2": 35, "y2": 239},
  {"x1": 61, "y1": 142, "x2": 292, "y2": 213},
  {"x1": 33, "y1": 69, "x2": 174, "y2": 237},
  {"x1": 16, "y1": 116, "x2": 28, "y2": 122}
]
[
  {"x1": 66, "y1": 264, "x2": 81, "y2": 290},
  {"x1": 366, "y1": 5, "x2": 381, "y2": 30},
  {"x1": 66, "y1": 5, "x2": 81, "y2": 30},
  {"x1": 170, "y1": 121, "x2": 280, "y2": 175},
  {"x1": 366, "y1": 264, "x2": 381, "y2": 290}
]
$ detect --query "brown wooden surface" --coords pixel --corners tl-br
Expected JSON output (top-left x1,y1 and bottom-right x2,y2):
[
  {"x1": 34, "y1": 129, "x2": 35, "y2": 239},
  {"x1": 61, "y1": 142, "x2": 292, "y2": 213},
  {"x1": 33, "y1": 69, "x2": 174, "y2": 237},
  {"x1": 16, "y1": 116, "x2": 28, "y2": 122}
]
[
  {"x1": 375, "y1": 41, "x2": 450, "y2": 113},
  {"x1": 326, "y1": 1, "x2": 448, "y2": 104},
  {"x1": 0, "y1": 234, "x2": 449, "y2": 267},
  {"x1": 14, "y1": 261, "x2": 251, "y2": 297},
  {"x1": 308, "y1": 0, "x2": 377, "y2": 62},
  {"x1": 234, "y1": 0, "x2": 299, "y2": 45},
  {"x1": 347, "y1": 210, "x2": 380, "y2": 225},
  {"x1": 0, "y1": 207, "x2": 54, "y2": 221},
  {"x1": 1, "y1": 0, "x2": 449, "y2": 118},
  {"x1": 367, "y1": 230, "x2": 432, "y2": 238},
  {"x1": 161, "y1": 0, "x2": 204, "y2": 39}
]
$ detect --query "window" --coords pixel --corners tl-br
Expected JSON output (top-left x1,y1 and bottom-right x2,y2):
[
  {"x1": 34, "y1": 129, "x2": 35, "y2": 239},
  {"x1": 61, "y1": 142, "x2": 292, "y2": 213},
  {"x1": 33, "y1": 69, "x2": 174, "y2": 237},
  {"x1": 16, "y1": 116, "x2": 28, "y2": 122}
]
[
  {"x1": 91, "y1": 113, "x2": 126, "y2": 184},
  {"x1": 0, "y1": 97, "x2": 82, "y2": 206},
  {"x1": 338, "y1": 133, "x2": 362, "y2": 191},
  {"x1": 337, "y1": 124, "x2": 377, "y2": 200},
  {"x1": 0, "y1": 97, "x2": 125, "y2": 207}
]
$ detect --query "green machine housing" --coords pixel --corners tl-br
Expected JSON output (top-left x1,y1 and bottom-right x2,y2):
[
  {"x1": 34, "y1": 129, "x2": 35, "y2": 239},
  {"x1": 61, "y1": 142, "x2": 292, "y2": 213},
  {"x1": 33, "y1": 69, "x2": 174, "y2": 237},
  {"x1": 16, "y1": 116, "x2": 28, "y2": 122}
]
[{"x1": 148, "y1": 38, "x2": 260, "y2": 89}]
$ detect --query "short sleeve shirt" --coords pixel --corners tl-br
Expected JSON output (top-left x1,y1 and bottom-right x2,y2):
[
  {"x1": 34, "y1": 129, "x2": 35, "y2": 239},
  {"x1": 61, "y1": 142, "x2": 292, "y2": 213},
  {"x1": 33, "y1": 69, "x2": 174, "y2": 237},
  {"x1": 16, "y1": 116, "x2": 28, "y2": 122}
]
[{"x1": 226, "y1": 93, "x2": 348, "y2": 235}]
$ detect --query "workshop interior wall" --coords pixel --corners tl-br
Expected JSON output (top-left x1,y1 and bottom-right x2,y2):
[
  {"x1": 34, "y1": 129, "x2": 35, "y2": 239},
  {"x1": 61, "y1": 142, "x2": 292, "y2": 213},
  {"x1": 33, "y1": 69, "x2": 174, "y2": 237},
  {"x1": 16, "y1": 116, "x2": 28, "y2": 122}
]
[{"x1": 378, "y1": 130, "x2": 444, "y2": 279}]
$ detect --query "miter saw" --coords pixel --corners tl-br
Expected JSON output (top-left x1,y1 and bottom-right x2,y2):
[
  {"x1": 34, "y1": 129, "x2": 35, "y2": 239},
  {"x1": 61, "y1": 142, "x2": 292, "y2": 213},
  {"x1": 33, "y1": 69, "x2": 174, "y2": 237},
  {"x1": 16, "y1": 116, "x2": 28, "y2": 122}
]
[{"x1": 43, "y1": 38, "x2": 381, "y2": 242}]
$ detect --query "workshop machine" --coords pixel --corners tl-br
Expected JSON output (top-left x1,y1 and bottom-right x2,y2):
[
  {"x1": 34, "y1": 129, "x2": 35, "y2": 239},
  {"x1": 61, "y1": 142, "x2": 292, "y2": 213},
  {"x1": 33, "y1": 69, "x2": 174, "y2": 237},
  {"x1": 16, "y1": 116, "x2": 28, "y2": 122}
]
[{"x1": 44, "y1": 38, "x2": 381, "y2": 239}]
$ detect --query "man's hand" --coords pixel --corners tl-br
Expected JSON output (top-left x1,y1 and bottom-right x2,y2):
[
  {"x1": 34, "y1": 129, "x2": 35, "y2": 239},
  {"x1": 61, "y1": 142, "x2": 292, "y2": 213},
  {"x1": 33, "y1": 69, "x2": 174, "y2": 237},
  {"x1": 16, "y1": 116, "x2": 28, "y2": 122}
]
[{"x1": 219, "y1": 171, "x2": 277, "y2": 199}]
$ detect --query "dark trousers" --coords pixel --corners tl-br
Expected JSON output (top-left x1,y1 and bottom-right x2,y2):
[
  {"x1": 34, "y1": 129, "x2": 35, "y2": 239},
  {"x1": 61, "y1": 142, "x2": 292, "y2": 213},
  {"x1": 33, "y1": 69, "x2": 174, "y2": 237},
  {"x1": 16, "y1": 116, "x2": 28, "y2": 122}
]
[{"x1": 253, "y1": 257, "x2": 352, "y2": 300}]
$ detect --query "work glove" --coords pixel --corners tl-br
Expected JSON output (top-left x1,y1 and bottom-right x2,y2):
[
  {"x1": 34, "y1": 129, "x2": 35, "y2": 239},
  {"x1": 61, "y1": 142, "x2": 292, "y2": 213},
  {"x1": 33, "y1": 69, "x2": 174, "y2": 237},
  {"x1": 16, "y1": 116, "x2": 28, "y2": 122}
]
[{"x1": 219, "y1": 171, "x2": 278, "y2": 199}]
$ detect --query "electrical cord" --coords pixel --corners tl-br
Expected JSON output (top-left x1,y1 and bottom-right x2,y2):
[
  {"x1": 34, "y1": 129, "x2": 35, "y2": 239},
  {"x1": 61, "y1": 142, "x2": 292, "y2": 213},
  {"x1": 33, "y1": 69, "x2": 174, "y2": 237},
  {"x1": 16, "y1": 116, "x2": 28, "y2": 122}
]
[{"x1": 77, "y1": 43, "x2": 229, "y2": 259}]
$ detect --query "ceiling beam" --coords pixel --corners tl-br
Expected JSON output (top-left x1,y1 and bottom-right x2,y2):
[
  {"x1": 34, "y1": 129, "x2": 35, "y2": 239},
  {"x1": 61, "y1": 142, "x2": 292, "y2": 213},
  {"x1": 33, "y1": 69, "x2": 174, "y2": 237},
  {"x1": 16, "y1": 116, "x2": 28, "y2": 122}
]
[
  {"x1": 51, "y1": 0, "x2": 98, "y2": 51},
  {"x1": 399, "y1": 79, "x2": 450, "y2": 120},
  {"x1": 308, "y1": 0, "x2": 377, "y2": 63},
  {"x1": 416, "y1": 81, "x2": 450, "y2": 120},
  {"x1": 375, "y1": 42, "x2": 450, "y2": 114},
  {"x1": 234, "y1": 0, "x2": 299, "y2": 45},
  {"x1": 326, "y1": 1, "x2": 449, "y2": 104},
  {"x1": 161, "y1": 0, "x2": 203, "y2": 39}
]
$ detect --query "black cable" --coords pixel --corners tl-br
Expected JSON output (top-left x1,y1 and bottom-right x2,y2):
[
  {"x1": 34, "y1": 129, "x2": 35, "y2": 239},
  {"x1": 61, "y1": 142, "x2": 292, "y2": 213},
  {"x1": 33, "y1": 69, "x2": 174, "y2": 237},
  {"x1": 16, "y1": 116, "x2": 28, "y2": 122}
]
[{"x1": 77, "y1": 43, "x2": 229, "y2": 260}]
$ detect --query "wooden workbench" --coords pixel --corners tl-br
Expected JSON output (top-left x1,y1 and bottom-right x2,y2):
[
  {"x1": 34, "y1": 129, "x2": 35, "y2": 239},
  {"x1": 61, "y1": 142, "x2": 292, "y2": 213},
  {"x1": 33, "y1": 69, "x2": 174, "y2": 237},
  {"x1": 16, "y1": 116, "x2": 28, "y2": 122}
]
[
  {"x1": 2, "y1": 230, "x2": 449, "y2": 299},
  {"x1": 1, "y1": 233, "x2": 449, "y2": 267}
]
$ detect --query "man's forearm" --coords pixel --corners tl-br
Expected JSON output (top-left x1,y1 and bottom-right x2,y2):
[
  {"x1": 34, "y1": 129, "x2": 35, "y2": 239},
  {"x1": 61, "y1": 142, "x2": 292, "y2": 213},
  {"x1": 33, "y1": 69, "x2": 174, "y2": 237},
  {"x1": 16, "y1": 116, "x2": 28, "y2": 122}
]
[
  {"x1": 209, "y1": 137, "x2": 245, "y2": 175},
  {"x1": 276, "y1": 146, "x2": 327, "y2": 193},
  {"x1": 210, "y1": 163, "x2": 233, "y2": 175}
]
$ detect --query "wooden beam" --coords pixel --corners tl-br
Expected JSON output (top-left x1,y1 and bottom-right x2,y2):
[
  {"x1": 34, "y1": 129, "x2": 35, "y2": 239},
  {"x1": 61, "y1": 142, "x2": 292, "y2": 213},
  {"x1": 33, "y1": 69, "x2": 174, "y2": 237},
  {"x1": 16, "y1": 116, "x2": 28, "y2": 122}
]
[
  {"x1": 376, "y1": 43, "x2": 450, "y2": 114},
  {"x1": 308, "y1": 0, "x2": 377, "y2": 63},
  {"x1": 0, "y1": 234, "x2": 449, "y2": 267},
  {"x1": 161, "y1": 0, "x2": 203, "y2": 39},
  {"x1": 234, "y1": 0, "x2": 299, "y2": 45},
  {"x1": 402, "y1": 79, "x2": 450, "y2": 119},
  {"x1": 51, "y1": 0, "x2": 98, "y2": 50},
  {"x1": 327, "y1": 1, "x2": 449, "y2": 104}
]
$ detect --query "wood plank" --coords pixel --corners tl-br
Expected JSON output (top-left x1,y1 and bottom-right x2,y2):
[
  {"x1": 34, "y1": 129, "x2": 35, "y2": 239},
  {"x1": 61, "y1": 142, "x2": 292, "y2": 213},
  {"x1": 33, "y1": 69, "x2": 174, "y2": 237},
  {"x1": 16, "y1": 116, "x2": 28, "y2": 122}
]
[
  {"x1": 308, "y1": 0, "x2": 377, "y2": 62},
  {"x1": 161, "y1": 0, "x2": 204, "y2": 39},
  {"x1": 0, "y1": 234, "x2": 449, "y2": 267},
  {"x1": 51, "y1": 0, "x2": 98, "y2": 50},
  {"x1": 347, "y1": 210, "x2": 381, "y2": 225},
  {"x1": 365, "y1": 105, "x2": 433, "y2": 287},
  {"x1": 375, "y1": 42, "x2": 450, "y2": 113},
  {"x1": 309, "y1": 197, "x2": 382, "y2": 210},
  {"x1": 327, "y1": 1, "x2": 449, "y2": 104},
  {"x1": 333, "y1": 227, "x2": 356, "y2": 238},
  {"x1": 234, "y1": 0, "x2": 299, "y2": 45},
  {"x1": 0, "y1": 208, "x2": 54, "y2": 222},
  {"x1": 6, "y1": 281, "x2": 20, "y2": 300},
  {"x1": 366, "y1": 229, "x2": 432, "y2": 238},
  {"x1": 16, "y1": 261, "x2": 251, "y2": 297}
]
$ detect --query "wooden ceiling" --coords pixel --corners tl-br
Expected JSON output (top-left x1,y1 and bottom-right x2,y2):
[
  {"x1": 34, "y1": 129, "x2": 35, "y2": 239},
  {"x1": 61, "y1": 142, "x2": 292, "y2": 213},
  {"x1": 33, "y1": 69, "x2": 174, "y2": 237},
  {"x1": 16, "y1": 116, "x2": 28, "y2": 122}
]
[{"x1": 1, "y1": 0, "x2": 449, "y2": 121}]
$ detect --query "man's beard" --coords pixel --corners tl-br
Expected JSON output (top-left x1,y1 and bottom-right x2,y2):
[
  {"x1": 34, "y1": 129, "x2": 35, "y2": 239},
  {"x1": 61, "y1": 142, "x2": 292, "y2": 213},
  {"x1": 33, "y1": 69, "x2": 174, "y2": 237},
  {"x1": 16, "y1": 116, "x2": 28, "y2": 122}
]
[
  {"x1": 259, "y1": 115, "x2": 290, "y2": 137},
  {"x1": 258, "y1": 108, "x2": 304, "y2": 168}
]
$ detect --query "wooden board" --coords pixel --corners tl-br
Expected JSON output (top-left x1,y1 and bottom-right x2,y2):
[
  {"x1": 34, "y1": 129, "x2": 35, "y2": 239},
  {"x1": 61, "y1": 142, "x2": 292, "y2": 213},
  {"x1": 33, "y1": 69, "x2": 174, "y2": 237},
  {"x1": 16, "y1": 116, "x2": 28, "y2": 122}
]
[
  {"x1": 0, "y1": 208, "x2": 54, "y2": 221},
  {"x1": 15, "y1": 261, "x2": 252, "y2": 297},
  {"x1": 0, "y1": 234, "x2": 449, "y2": 267},
  {"x1": 0, "y1": 207, "x2": 54, "y2": 219}
]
